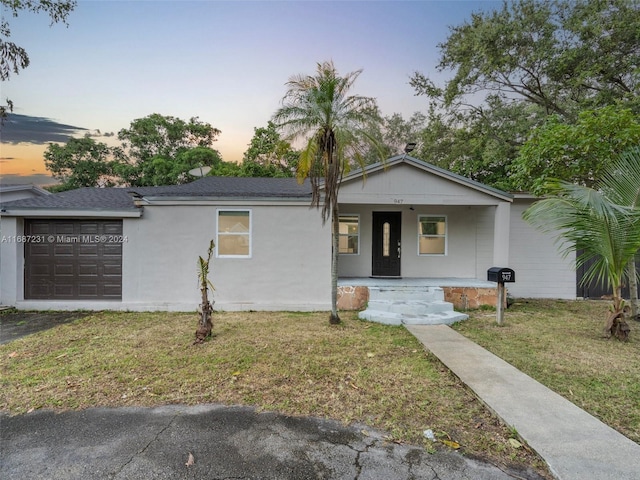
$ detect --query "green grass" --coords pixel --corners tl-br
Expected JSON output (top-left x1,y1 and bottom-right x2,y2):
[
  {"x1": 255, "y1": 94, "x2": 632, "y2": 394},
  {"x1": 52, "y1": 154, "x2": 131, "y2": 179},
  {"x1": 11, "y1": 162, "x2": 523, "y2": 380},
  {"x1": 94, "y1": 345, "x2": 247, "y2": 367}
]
[
  {"x1": 454, "y1": 299, "x2": 640, "y2": 444},
  {"x1": 0, "y1": 310, "x2": 549, "y2": 477}
]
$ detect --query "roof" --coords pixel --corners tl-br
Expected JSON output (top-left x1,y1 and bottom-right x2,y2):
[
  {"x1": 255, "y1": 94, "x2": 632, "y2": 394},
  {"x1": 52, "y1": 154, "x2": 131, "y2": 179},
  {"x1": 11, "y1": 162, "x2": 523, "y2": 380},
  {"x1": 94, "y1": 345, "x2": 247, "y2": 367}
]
[
  {"x1": 0, "y1": 157, "x2": 512, "y2": 215},
  {"x1": 136, "y1": 176, "x2": 312, "y2": 199},
  {"x1": 0, "y1": 177, "x2": 311, "y2": 215},
  {"x1": 341, "y1": 155, "x2": 513, "y2": 202}
]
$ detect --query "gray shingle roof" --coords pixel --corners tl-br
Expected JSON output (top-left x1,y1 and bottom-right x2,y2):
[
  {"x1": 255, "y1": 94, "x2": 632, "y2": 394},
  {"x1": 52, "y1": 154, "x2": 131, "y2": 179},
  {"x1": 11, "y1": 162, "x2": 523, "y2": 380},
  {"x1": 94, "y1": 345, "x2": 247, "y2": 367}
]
[
  {"x1": 0, "y1": 177, "x2": 312, "y2": 212},
  {"x1": 137, "y1": 176, "x2": 312, "y2": 198}
]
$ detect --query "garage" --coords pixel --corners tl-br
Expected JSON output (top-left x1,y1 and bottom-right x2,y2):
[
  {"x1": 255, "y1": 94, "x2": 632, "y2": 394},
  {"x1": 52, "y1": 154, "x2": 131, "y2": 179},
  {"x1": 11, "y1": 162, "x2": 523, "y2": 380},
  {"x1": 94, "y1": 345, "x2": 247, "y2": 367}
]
[{"x1": 24, "y1": 219, "x2": 123, "y2": 300}]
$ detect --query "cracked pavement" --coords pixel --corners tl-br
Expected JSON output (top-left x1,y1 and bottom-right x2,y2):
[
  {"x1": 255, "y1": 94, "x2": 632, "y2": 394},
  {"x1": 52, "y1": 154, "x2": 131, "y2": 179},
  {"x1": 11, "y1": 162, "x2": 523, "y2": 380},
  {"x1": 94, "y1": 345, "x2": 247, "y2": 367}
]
[{"x1": 0, "y1": 404, "x2": 541, "y2": 479}]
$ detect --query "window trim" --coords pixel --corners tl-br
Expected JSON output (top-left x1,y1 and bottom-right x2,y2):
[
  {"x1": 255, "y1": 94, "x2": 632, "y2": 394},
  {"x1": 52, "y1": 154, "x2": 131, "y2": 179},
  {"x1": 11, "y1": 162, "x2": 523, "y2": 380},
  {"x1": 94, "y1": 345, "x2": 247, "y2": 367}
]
[
  {"x1": 216, "y1": 208, "x2": 252, "y2": 258},
  {"x1": 417, "y1": 215, "x2": 447, "y2": 256},
  {"x1": 338, "y1": 214, "x2": 360, "y2": 255}
]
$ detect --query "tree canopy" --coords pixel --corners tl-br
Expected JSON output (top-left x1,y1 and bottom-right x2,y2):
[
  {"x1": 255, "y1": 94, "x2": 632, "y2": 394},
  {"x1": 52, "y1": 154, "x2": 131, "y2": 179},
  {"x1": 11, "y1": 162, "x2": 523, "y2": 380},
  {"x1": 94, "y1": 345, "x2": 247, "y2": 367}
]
[
  {"x1": 44, "y1": 114, "x2": 224, "y2": 189},
  {"x1": 44, "y1": 137, "x2": 121, "y2": 191},
  {"x1": 411, "y1": 0, "x2": 640, "y2": 191},
  {"x1": 512, "y1": 106, "x2": 640, "y2": 194},
  {"x1": 241, "y1": 121, "x2": 298, "y2": 177},
  {"x1": 116, "y1": 114, "x2": 222, "y2": 186}
]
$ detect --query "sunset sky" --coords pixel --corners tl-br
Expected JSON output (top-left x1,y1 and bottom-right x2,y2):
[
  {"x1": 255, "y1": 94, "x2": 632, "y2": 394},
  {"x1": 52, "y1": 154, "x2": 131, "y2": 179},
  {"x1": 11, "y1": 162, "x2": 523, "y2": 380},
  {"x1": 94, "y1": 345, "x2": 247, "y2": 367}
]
[{"x1": 1, "y1": 0, "x2": 500, "y2": 185}]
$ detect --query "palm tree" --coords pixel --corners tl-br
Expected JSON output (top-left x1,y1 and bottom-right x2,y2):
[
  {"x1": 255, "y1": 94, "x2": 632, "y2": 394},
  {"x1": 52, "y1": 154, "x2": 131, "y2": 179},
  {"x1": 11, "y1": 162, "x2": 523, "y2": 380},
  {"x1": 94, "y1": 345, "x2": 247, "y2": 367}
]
[
  {"x1": 194, "y1": 240, "x2": 215, "y2": 344},
  {"x1": 523, "y1": 147, "x2": 640, "y2": 339},
  {"x1": 273, "y1": 61, "x2": 382, "y2": 324}
]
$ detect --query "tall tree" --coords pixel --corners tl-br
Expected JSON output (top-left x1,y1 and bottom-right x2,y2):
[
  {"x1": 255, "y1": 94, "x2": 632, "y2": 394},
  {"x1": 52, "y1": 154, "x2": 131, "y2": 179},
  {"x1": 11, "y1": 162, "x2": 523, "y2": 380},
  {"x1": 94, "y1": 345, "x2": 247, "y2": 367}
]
[
  {"x1": 44, "y1": 137, "x2": 122, "y2": 191},
  {"x1": 1, "y1": 0, "x2": 76, "y2": 119},
  {"x1": 410, "y1": 0, "x2": 640, "y2": 190},
  {"x1": 513, "y1": 107, "x2": 640, "y2": 194},
  {"x1": 242, "y1": 121, "x2": 298, "y2": 177},
  {"x1": 273, "y1": 61, "x2": 383, "y2": 324},
  {"x1": 116, "y1": 114, "x2": 222, "y2": 186},
  {"x1": 523, "y1": 147, "x2": 640, "y2": 339}
]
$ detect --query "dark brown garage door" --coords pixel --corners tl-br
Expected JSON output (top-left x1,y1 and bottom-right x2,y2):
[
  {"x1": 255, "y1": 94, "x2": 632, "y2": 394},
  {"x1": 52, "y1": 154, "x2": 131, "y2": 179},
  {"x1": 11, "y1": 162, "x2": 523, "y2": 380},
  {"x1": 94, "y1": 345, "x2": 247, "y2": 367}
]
[{"x1": 24, "y1": 219, "x2": 123, "y2": 300}]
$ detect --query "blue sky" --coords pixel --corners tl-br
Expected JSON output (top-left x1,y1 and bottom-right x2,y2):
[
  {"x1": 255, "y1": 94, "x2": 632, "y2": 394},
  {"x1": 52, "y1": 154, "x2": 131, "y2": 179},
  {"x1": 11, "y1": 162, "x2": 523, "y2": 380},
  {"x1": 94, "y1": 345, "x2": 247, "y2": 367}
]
[{"x1": 1, "y1": 0, "x2": 501, "y2": 184}]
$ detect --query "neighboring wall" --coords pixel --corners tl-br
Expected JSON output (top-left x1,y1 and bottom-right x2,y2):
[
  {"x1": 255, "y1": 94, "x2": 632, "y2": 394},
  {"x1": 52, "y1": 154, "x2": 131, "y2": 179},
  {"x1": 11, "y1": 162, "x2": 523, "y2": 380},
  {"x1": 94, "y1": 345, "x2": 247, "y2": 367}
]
[{"x1": 507, "y1": 197, "x2": 575, "y2": 299}]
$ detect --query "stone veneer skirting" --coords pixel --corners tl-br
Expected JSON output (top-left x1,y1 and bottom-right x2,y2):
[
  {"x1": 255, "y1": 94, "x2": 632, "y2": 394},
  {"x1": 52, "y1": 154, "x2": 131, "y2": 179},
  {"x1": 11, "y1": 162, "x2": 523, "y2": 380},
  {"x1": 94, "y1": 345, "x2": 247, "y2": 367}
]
[{"x1": 337, "y1": 284, "x2": 497, "y2": 311}]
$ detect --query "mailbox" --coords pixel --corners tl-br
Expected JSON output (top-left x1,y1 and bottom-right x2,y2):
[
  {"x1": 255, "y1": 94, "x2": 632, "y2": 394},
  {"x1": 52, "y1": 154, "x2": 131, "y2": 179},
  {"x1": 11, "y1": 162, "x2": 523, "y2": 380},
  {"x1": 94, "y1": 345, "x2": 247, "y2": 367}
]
[{"x1": 488, "y1": 267, "x2": 515, "y2": 284}]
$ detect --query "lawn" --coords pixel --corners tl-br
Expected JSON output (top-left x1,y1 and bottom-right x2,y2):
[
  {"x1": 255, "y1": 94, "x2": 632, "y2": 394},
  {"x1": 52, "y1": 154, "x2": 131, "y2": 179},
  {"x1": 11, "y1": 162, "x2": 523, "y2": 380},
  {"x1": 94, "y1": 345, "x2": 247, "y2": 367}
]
[
  {"x1": 453, "y1": 299, "x2": 640, "y2": 445},
  {"x1": 0, "y1": 309, "x2": 549, "y2": 477}
]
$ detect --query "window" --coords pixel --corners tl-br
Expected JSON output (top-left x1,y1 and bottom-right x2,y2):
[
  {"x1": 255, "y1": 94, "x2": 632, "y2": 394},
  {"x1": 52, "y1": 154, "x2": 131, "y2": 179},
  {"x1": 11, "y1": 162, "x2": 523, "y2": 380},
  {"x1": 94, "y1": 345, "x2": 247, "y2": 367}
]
[
  {"x1": 217, "y1": 210, "x2": 251, "y2": 257},
  {"x1": 418, "y1": 216, "x2": 446, "y2": 255},
  {"x1": 338, "y1": 215, "x2": 359, "y2": 254}
]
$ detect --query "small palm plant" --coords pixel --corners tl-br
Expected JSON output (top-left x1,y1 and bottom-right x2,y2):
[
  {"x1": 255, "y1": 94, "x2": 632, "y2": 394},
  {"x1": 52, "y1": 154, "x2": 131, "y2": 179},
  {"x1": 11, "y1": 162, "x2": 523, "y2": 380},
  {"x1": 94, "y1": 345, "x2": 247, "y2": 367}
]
[
  {"x1": 194, "y1": 240, "x2": 215, "y2": 344},
  {"x1": 523, "y1": 147, "x2": 640, "y2": 340}
]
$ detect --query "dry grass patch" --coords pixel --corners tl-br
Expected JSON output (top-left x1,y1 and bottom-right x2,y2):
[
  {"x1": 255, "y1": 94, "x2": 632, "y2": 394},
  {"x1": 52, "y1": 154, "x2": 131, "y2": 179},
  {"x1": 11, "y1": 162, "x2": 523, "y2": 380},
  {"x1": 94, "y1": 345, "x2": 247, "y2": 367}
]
[
  {"x1": 454, "y1": 299, "x2": 640, "y2": 444},
  {"x1": 0, "y1": 310, "x2": 549, "y2": 476}
]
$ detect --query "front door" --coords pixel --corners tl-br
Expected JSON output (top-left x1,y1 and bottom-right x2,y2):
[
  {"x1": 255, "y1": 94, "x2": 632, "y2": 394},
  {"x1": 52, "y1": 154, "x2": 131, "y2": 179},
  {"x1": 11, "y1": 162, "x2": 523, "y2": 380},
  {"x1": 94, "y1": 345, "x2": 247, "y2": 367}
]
[{"x1": 372, "y1": 212, "x2": 401, "y2": 277}]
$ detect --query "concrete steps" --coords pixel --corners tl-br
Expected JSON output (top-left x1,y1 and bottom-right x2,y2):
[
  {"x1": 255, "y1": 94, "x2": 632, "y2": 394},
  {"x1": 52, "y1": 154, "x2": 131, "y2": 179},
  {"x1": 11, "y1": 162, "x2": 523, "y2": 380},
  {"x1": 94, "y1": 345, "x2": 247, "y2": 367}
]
[{"x1": 358, "y1": 286, "x2": 468, "y2": 325}]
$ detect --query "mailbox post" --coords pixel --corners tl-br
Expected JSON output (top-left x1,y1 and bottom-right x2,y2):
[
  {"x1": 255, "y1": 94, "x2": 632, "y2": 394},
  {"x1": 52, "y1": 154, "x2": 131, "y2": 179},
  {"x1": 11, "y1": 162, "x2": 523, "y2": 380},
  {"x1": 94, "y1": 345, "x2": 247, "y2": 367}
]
[{"x1": 487, "y1": 267, "x2": 515, "y2": 325}]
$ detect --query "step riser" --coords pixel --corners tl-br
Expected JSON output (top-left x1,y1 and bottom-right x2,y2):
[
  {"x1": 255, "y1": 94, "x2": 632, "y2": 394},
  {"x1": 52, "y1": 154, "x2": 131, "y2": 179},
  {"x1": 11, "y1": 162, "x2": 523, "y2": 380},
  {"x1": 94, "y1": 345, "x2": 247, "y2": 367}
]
[
  {"x1": 366, "y1": 301, "x2": 453, "y2": 315},
  {"x1": 358, "y1": 310, "x2": 468, "y2": 326},
  {"x1": 359, "y1": 285, "x2": 467, "y2": 325},
  {"x1": 368, "y1": 287, "x2": 444, "y2": 303}
]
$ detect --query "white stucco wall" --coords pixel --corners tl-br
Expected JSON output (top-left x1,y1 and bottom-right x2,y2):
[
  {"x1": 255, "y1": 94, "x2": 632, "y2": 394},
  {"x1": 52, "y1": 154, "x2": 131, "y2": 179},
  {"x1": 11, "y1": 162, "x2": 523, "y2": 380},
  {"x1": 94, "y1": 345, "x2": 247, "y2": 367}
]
[
  {"x1": 122, "y1": 203, "x2": 332, "y2": 311},
  {"x1": 507, "y1": 198, "x2": 576, "y2": 299},
  {"x1": 339, "y1": 164, "x2": 508, "y2": 205}
]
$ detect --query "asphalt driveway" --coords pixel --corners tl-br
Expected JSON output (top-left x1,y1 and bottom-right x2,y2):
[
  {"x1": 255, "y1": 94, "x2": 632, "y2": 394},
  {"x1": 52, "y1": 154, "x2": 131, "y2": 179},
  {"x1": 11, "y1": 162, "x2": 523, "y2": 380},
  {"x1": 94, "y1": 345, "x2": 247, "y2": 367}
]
[{"x1": 0, "y1": 404, "x2": 544, "y2": 480}]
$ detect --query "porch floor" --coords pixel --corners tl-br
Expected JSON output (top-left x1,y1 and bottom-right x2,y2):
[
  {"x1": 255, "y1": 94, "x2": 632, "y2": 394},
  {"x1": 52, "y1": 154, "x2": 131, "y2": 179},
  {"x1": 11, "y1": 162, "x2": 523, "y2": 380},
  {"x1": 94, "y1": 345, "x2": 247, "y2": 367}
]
[{"x1": 338, "y1": 277, "x2": 495, "y2": 289}]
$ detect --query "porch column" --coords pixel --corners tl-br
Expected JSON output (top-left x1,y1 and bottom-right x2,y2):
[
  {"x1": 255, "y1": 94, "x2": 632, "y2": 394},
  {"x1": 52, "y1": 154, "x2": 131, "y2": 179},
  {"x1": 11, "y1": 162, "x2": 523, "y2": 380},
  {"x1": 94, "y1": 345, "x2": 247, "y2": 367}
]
[{"x1": 493, "y1": 202, "x2": 510, "y2": 266}]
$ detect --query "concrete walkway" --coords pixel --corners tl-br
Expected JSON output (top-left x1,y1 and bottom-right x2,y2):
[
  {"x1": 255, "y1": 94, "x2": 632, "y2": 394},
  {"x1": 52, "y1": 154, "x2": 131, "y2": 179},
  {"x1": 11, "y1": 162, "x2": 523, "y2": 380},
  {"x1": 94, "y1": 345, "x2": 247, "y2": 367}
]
[{"x1": 406, "y1": 324, "x2": 640, "y2": 480}]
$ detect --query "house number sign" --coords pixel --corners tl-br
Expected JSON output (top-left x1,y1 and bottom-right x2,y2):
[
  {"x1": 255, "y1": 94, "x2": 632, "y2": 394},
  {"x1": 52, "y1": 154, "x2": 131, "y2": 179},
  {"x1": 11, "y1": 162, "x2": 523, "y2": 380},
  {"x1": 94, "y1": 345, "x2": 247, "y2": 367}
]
[{"x1": 393, "y1": 198, "x2": 404, "y2": 204}]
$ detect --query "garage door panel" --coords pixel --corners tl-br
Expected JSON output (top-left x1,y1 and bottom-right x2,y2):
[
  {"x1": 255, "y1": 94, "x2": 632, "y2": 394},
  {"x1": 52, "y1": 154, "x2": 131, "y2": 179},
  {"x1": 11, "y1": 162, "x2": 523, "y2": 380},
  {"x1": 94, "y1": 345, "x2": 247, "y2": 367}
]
[
  {"x1": 54, "y1": 223, "x2": 75, "y2": 235},
  {"x1": 103, "y1": 244, "x2": 122, "y2": 256},
  {"x1": 103, "y1": 223, "x2": 122, "y2": 235},
  {"x1": 103, "y1": 264, "x2": 121, "y2": 275},
  {"x1": 53, "y1": 284, "x2": 74, "y2": 297},
  {"x1": 102, "y1": 284, "x2": 122, "y2": 297},
  {"x1": 79, "y1": 244, "x2": 98, "y2": 256},
  {"x1": 25, "y1": 219, "x2": 122, "y2": 300},
  {"x1": 54, "y1": 264, "x2": 74, "y2": 276},
  {"x1": 78, "y1": 264, "x2": 99, "y2": 276},
  {"x1": 78, "y1": 285, "x2": 99, "y2": 297},
  {"x1": 29, "y1": 244, "x2": 51, "y2": 256},
  {"x1": 54, "y1": 244, "x2": 74, "y2": 256},
  {"x1": 79, "y1": 223, "x2": 99, "y2": 234}
]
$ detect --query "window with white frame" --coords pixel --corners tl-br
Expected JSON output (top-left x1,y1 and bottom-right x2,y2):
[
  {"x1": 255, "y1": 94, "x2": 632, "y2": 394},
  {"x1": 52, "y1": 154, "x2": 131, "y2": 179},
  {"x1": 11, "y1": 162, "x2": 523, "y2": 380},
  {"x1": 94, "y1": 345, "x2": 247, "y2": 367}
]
[
  {"x1": 338, "y1": 215, "x2": 359, "y2": 254},
  {"x1": 217, "y1": 210, "x2": 251, "y2": 257},
  {"x1": 418, "y1": 215, "x2": 446, "y2": 255}
]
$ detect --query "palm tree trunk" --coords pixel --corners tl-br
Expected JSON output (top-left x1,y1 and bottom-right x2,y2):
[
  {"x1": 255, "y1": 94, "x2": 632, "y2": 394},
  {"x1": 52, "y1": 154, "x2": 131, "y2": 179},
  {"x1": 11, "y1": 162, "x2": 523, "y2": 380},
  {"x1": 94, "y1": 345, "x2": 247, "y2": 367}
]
[
  {"x1": 628, "y1": 257, "x2": 639, "y2": 321},
  {"x1": 329, "y1": 201, "x2": 341, "y2": 324}
]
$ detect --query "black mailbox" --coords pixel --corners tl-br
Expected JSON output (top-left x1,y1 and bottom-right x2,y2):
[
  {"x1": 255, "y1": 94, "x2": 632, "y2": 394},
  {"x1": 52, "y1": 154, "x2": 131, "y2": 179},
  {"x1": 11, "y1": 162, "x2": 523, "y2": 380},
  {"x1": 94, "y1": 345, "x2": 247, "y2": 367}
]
[{"x1": 488, "y1": 267, "x2": 515, "y2": 283}]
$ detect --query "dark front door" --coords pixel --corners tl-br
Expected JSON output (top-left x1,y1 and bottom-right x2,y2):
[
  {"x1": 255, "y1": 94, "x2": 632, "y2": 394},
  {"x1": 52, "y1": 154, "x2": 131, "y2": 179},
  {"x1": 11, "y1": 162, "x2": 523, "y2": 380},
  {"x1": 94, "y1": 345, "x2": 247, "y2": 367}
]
[{"x1": 372, "y1": 212, "x2": 401, "y2": 277}]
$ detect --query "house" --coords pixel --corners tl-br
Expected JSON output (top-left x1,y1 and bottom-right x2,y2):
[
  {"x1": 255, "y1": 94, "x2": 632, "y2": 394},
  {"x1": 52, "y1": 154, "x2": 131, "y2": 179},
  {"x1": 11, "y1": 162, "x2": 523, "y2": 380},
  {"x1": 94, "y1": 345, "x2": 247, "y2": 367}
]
[
  {"x1": 0, "y1": 184, "x2": 51, "y2": 203},
  {"x1": 0, "y1": 156, "x2": 576, "y2": 313}
]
